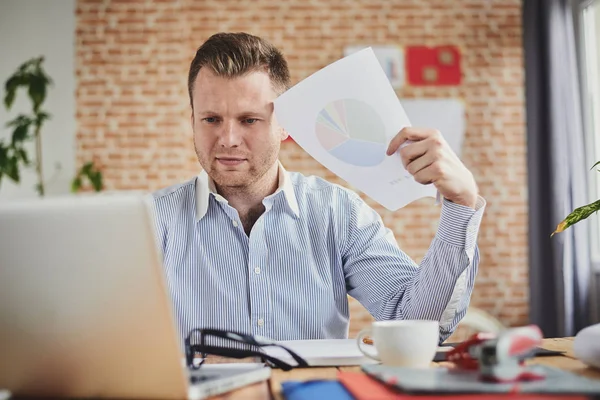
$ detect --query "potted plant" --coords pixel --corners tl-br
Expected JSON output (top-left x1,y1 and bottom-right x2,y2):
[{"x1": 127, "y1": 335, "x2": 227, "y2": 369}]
[
  {"x1": 1, "y1": 56, "x2": 51, "y2": 195},
  {"x1": 552, "y1": 161, "x2": 600, "y2": 235},
  {"x1": 1, "y1": 56, "x2": 103, "y2": 195}
]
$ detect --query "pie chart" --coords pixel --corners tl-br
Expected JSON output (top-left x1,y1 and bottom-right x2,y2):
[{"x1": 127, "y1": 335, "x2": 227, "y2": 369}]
[{"x1": 315, "y1": 99, "x2": 387, "y2": 167}]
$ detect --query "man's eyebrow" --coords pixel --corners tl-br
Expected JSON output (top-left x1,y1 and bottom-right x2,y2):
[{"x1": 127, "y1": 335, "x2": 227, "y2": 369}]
[
  {"x1": 237, "y1": 110, "x2": 269, "y2": 116},
  {"x1": 196, "y1": 110, "x2": 220, "y2": 115},
  {"x1": 196, "y1": 110, "x2": 270, "y2": 117}
]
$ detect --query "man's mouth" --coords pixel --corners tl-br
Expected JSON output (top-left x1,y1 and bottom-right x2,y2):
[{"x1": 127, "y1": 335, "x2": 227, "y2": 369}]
[{"x1": 216, "y1": 157, "x2": 246, "y2": 166}]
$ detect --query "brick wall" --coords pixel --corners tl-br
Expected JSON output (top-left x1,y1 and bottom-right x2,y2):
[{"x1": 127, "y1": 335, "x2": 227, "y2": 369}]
[{"x1": 76, "y1": 0, "x2": 528, "y2": 336}]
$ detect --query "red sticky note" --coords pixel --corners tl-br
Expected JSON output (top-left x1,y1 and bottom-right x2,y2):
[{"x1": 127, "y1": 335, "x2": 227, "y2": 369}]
[{"x1": 406, "y1": 45, "x2": 461, "y2": 85}]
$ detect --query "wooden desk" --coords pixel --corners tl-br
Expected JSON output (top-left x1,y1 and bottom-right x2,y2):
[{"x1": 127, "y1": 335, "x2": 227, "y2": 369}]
[{"x1": 208, "y1": 338, "x2": 600, "y2": 400}]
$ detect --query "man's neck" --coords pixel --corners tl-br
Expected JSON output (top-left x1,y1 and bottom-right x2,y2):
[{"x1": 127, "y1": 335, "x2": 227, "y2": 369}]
[{"x1": 215, "y1": 163, "x2": 279, "y2": 235}]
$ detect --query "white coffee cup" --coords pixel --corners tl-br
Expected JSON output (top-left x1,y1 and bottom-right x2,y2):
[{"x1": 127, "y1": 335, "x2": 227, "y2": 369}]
[{"x1": 356, "y1": 320, "x2": 439, "y2": 367}]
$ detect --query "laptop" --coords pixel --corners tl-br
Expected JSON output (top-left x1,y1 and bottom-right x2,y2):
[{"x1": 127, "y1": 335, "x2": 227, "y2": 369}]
[{"x1": 0, "y1": 193, "x2": 271, "y2": 399}]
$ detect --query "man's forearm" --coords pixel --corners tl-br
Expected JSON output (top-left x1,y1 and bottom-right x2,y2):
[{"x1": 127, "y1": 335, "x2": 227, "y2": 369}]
[{"x1": 388, "y1": 197, "x2": 485, "y2": 342}]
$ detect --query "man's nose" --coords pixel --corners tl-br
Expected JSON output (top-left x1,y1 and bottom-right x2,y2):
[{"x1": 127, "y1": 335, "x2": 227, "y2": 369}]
[{"x1": 218, "y1": 121, "x2": 242, "y2": 147}]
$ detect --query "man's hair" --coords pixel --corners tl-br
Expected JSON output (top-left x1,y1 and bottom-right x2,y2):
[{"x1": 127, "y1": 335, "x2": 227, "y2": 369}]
[{"x1": 187, "y1": 32, "x2": 290, "y2": 107}]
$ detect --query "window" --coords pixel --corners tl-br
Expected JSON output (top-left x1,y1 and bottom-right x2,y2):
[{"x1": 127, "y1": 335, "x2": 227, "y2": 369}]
[{"x1": 579, "y1": 1, "x2": 600, "y2": 269}]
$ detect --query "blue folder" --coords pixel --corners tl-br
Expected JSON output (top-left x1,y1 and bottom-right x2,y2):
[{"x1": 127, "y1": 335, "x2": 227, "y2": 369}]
[{"x1": 281, "y1": 380, "x2": 355, "y2": 400}]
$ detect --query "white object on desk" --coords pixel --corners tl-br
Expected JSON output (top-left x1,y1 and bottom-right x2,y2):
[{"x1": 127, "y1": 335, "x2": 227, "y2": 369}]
[
  {"x1": 574, "y1": 322, "x2": 600, "y2": 369},
  {"x1": 356, "y1": 320, "x2": 440, "y2": 368},
  {"x1": 263, "y1": 339, "x2": 450, "y2": 367},
  {"x1": 264, "y1": 339, "x2": 378, "y2": 366}
]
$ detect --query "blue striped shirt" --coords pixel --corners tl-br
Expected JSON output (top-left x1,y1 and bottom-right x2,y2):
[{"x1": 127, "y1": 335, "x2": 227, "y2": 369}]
[{"x1": 152, "y1": 162, "x2": 486, "y2": 345}]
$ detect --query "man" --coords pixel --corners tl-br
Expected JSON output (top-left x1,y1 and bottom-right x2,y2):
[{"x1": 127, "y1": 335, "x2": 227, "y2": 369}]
[{"x1": 153, "y1": 32, "x2": 486, "y2": 346}]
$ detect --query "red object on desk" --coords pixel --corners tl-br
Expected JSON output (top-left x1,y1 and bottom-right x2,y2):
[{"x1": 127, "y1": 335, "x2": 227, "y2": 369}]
[
  {"x1": 446, "y1": 331, "x2": 497, "y2": 370},
  {"x1": 445, "y1": 325, "x2": 546, "y2": 383},
  {"x1": 406, "y1": 45, "x2": 461, "y2": 85}
]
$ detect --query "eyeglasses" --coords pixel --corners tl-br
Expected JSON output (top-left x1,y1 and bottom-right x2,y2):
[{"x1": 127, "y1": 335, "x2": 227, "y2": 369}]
[{"x1": 184, "y1": 328, "x2": 309, "y2": 371}]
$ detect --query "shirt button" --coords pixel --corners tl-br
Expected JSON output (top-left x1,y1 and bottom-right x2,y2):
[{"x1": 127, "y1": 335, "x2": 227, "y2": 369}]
[
  {"x1": 232, "y1": 220, "x2": 239, "y2": 227},
  {"x1": 257, "y1": 318, "x2": 264, "y2": 326},
  {"x1": 254, "y1": 267, "x2": 261, "y2": 274}
]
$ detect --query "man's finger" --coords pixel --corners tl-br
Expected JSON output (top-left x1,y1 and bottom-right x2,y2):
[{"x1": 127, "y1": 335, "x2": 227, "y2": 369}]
[
  {"x1": 405, "y1": 150, "x2": 435, "y2": 176},
  {"x1": 399, "y1": 139, "x2": 429, "y2": 166},
  {"x1": 386, "y1": 127, "x2": 439, "y2": 156},
  {"x1": 386, "y1": 129, "x2": 407, "y2": 156},
  {"x1": 412, "y1": 164, "x2": 439, "y2": 185}
]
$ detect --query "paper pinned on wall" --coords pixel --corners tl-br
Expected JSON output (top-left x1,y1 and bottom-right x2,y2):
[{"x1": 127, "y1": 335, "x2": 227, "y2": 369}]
[
  {"x1": 344, "y1": 45, "x2": 404, "y2": 89},
  {"x1": 273, "y1": 47, "x2": 437, "y2": 211},
  {"x1": 399, "y1": 99, "x2": 466, "y2": 157}
]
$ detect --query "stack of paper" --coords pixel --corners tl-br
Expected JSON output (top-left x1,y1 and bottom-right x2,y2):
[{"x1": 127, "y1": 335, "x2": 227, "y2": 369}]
[{"x1": 263, "y1": 339, "x2": 378, "y2": 367}]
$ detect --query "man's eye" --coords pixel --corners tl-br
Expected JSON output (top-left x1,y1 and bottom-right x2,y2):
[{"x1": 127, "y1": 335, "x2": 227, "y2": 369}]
[
  {"x1": 244, "y1": 118, "x2": 258, "y2": 125},
  {"x1": 203, "y1": 117, "x2": 218, "y2": 123}
]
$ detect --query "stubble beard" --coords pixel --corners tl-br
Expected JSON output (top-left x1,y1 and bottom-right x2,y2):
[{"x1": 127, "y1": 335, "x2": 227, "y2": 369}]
[{"x1": 194, "y1": 138, "x2": 281, "y2": 191}]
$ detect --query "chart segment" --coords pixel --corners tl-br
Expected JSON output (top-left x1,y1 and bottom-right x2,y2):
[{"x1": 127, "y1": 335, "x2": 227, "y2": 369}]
[{"x1": 315, "y1": 99, "x2": 387, "y2": 167}]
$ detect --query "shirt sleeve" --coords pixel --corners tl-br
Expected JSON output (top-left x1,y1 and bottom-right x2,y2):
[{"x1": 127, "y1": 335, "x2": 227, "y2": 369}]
[
  {"x1": 341, "y1": 194, "x2": 486, "y2": 344},
  {"x1": 147, "y1": 192, "x2": 167, "y2": 261}
]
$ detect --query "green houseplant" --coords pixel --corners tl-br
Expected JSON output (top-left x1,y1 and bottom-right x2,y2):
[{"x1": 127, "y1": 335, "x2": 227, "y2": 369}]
[
  {"x1": 552, "y1": 161, "x2": 600, "y2": 235},
  {"x1": 1, "y1": 56, "x2": 51, "y2": 195},
  {"x1": 71, "y1": 161, "x2": 104, "y2": 193},
  {"x1": 1, "y1": 56, "x2": 103, "y2": 195}
]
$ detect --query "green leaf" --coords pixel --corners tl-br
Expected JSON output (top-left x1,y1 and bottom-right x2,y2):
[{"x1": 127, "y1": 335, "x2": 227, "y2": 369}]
[
  {"x1": 11, "y1": 123, "x2": 29, "y2": 145},
  {"x1": 5, "y1": 155, "x2": 20, "y2": 183},
  {"x1": 592, "y1": 161, "x2": 600, "y2": 172},
  {"x1": 0, "y1": 143, "x2": 7, "y2": 165},
  {"x1": 81, "y1": 162, "x2": 94, "y2": 175},
  {"x1": 17, "y1": 148, "x2": 29, "y2": 165},
  {"x1": 6, "y1": 114, "x2": 33, "y2": 128},
  {"x1": 90, "y1": 171, "x2": 103, "y2": 192},
  {"x1": 4, "y1": 75, "x2": 24, "y2": 109},
  {"x1": 28, "y1": 74, "x2": 47, "y2": 112},
  {"x1": 72, "y1": 162, "x2": 104, "y2": 192},
  {"x1": 552, "y1": 199, "x2": 600, "y2": 236},
  {"x1": 71, "y1": 176, "x2": 82, "y2": 193}
]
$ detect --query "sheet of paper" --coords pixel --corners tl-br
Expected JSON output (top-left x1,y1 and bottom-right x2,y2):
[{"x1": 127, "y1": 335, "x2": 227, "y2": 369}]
[
  {"x1": 263, "y1": 339, "x2": 378, "y2": 367},
  {"x1": 274, "y1": 47, "x2": 437, "y2": 211},
  {"x1": 344, "y1": 45, "x2": 404, "y2": 88}
]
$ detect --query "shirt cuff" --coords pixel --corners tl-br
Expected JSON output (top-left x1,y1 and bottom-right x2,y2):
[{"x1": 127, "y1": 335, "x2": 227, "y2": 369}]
[{"x1": 435, "y1": 195, "x2": 486, "y2": 249}]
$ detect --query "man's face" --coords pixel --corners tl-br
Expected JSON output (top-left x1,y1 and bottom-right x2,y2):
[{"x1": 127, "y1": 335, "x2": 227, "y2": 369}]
[{"x1": 191, "y1": 68, "x2": 287, "y2": 189}]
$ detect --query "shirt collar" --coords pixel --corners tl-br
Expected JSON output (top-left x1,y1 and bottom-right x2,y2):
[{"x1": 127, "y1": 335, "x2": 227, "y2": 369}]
[{"x1": 195, "y1": 161, "x2": 300, "y2": 221}]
